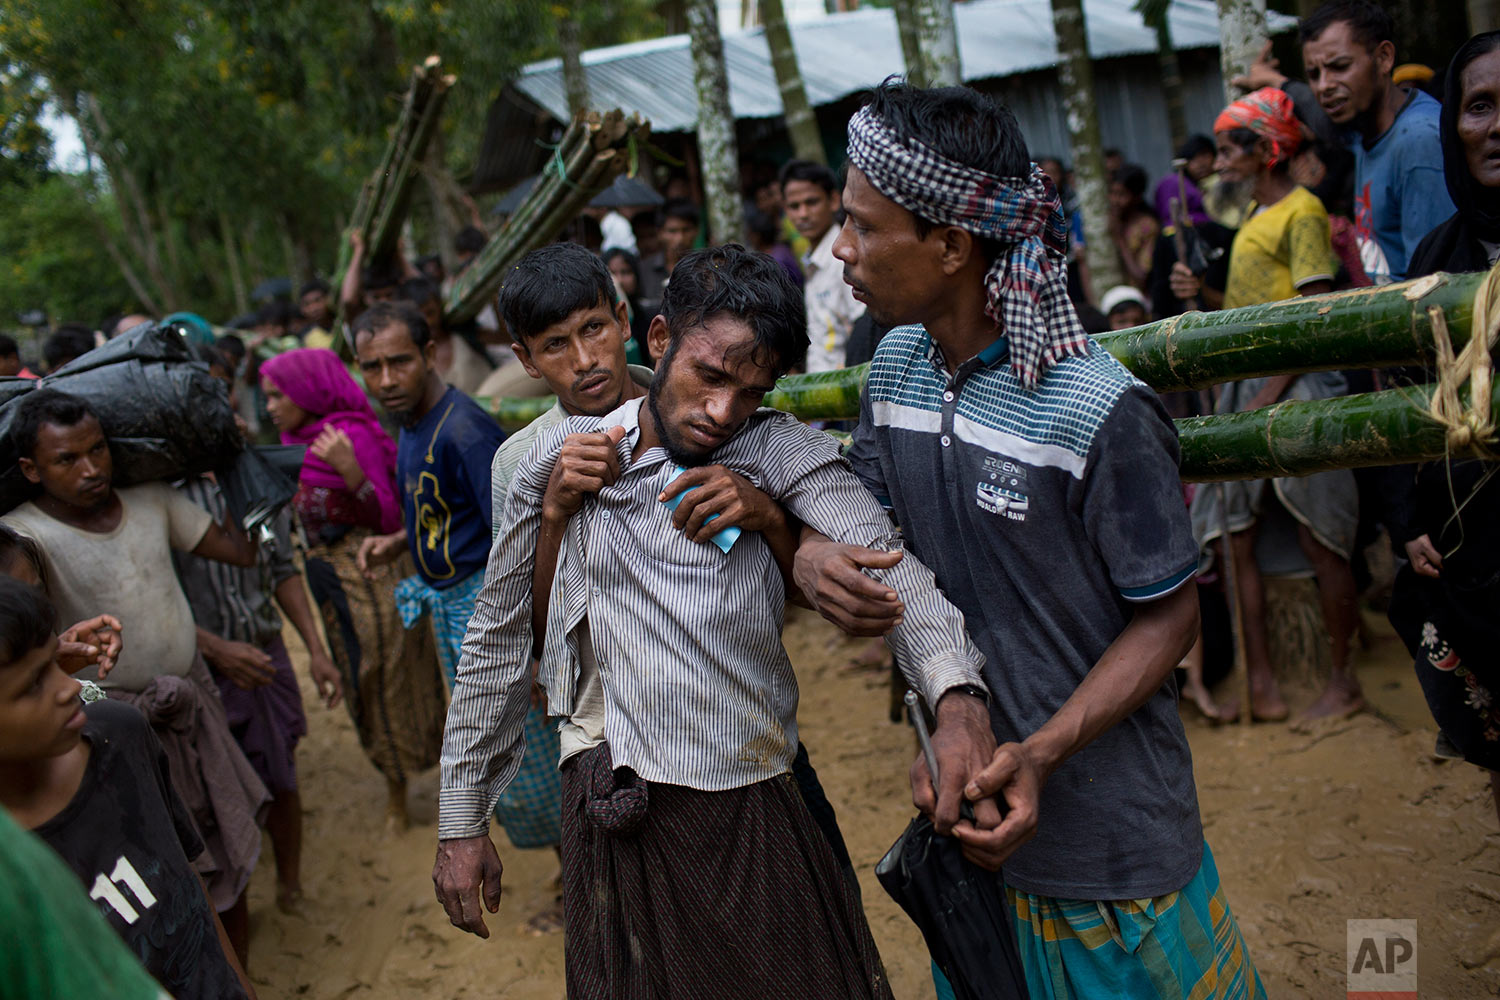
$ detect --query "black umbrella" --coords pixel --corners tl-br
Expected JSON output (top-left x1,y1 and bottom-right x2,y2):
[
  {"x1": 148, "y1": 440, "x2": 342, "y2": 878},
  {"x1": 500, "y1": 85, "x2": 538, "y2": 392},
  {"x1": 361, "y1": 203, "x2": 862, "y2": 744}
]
[
  {"x1": 492, "y1": 172, "x2": 663, "y2": 216},
  {"x1": 875, "y1": 691, "x2": 1029, "y2": 1000},
  {"x1": 588, "y1": 173, "x2": 664, "y2": 209},
  {"x1": 875, "y1": 816, "x2": 1030, "y2": 1000}
]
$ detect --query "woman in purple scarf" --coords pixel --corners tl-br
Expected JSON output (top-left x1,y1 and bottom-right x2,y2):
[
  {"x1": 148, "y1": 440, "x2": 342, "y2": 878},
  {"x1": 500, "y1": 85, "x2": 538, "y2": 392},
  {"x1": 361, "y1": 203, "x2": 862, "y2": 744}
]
[{"x1": 260, "y1": 349, "x2": 444, "y2": 831}]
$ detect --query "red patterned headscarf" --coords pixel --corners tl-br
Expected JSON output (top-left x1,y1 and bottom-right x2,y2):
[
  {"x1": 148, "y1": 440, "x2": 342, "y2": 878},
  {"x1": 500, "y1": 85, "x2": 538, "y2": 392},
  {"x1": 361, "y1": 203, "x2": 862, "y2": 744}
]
[{"x1": 1213, "y1": 87, "x2": 1304, "y2": 168}]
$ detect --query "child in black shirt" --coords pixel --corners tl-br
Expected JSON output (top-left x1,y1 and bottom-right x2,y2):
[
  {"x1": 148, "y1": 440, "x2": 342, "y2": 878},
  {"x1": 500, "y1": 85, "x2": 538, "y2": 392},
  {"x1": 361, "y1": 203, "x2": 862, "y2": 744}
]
[{"x1": 0, "y1": 577, "x2": 254, "y2": 1000}]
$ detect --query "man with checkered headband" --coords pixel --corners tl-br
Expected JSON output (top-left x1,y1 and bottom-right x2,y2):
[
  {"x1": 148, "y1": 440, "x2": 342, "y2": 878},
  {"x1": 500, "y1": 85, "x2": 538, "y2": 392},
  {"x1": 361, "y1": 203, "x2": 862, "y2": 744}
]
[{"x1": 791, "y1": 79, "x2": 1266, "y2": 998}]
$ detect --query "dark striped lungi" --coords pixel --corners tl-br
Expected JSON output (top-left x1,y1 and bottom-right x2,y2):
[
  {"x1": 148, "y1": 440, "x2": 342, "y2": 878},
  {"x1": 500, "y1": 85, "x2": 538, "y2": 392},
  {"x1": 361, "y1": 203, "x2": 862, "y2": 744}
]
[{"x1": 561, "y1": 744, "x2": 894, "y2": 1000}]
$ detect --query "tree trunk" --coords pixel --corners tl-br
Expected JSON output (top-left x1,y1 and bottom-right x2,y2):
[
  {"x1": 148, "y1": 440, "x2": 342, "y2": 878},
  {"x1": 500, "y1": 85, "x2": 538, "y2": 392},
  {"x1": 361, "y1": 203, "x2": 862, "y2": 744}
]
[
  {"x1": 219, "y1": 208, "x2": 251, "y2": 317},
  {"x1": 1148, "y1": 11, "x2": 1189, "y2": 150},
  {"x1": 559, "y1": 11, "x2": 589, "y2": 118},
  {"x1": 1050, "y1": 0, "x2": 1122, "y2": 294},
  {"x1": 913, "y1": 0, "x2": 961, "y2": 87},
  {"x1": 891, "y1": 0, "x2": 928, "y2": 86},
  {"x1": 72, "y1": 94, "x2": 176, "y2": 311},
  {"x1": 687, "y1": 0, "x2": 747, "y2": 245},
  {"x1": 762, "y1": 0, "x2": 827, "y2": 164},
  {"x1": 156, "y1": 192, "x2": 186, "y2": 309},
  {"x1": 1216, "y1": 0, "x2": 1270, "y2": 102},
  {"x1": 1471, "y1": 0, "x2": 1500, "y2": 32}
]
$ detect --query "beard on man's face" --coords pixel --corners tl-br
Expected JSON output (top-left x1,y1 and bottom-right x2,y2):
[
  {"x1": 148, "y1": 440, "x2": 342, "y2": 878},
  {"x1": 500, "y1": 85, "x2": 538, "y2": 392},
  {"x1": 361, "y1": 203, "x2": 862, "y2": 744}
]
[{"x1": 646, "y1": 367, "x2": 715, "y2": 468}]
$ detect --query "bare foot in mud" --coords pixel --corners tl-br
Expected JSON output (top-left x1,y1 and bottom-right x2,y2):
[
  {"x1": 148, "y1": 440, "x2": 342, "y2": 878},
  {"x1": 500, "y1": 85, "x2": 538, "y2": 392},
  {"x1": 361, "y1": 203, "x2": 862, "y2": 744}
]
[
  {"x1": 1249, "y1": 676, "x2": 1290, "y2": 722},
  {"x1": 276, "y1": 882, "x2": 304, "y2": 915},
  {"x1": 1295, "y1": 674, "x2": 1366, "y2": 727},
  {"x1": 1182, "y1": 679, "x2": 1237, "y2": 724}
]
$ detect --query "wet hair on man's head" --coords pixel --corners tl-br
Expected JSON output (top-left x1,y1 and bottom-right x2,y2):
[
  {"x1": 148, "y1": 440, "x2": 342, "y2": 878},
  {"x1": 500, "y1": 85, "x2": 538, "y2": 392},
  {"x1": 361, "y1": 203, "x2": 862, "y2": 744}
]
[
  {"x1": 499, "y1": 243, "x2": 617, "y2": 348},
  {"x1": 778, "y1": 159, "x2": 839, "y2": 196},
  {"x1": 0, "y1": 525, "x2": 45, "y2": 591},
  {"x1": 10, "y1": 390, "x2": 99, "y2": 462},
  {"x1": 1299, "y1": 0, "x2": 1393, "y2": 50},
  {"x1": 659, "y1": 244, "x2": 808, "y2": 377},
  {"x1": 0, "y1": 578, "x2": 56, "y2": 668},
  {"x1": 351, "y1": 300, "x2": 432, "y2": 351}
]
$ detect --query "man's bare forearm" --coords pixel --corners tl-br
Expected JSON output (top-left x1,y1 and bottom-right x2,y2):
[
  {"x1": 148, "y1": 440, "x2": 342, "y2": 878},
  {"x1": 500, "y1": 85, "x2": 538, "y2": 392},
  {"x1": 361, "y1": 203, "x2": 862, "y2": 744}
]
[{"x1": 1021, "y1": 584, "x2": 1198, "y2": 781}]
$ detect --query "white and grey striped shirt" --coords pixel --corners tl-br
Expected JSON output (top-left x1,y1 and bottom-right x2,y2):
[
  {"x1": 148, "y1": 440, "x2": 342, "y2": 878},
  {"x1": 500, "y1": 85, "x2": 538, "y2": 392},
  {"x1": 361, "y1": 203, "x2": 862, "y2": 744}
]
[{"x1": 438, "y1": 397, "x2": 985, "y2": 840}]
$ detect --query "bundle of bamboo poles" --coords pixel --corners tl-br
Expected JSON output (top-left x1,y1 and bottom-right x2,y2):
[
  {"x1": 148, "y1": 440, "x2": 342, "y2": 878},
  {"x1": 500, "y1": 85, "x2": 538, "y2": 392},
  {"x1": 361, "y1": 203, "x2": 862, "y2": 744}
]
[
  {"x1": 332, "y1": 56, "x2": 454, "y2": 286},
  {"x1": 443, "y1": 110, "x2": 651, "y2": 328},
  {"x1": 479, "y1": 270, "x2": 1499, "y2": 481}
]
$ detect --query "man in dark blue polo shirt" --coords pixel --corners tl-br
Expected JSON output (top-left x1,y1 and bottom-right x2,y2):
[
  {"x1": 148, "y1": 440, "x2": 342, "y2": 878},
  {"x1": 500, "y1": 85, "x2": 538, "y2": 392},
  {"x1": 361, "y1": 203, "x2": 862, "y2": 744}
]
[
  {"x1": 350, "y1": 302, "x2": 505, "y2": 687},
  {"x1": 793, "y1": 82, "x2": 1264, "y2": 998}
]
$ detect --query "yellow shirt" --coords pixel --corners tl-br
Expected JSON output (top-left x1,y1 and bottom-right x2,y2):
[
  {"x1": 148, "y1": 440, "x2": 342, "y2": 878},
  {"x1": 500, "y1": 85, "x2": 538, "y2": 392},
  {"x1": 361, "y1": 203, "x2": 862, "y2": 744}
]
[
  {"x1": 302, "y1": 326, "x2": 336, "y2": 351},
  {"x1": 1223, "y1": 186, "x2": 1335, "y2": 309}
]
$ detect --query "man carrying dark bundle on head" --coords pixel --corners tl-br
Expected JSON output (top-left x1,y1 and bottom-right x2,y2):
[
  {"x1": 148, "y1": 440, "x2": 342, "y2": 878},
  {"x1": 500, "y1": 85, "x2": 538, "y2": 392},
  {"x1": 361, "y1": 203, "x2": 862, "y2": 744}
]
[
  {"x1": 434, "y1": 244, "x2": 989, "y2": 998},
  {"x1": 2, "y1": 390, "x2": 269, "y2": 968},
  {"x1": 0, "y1": 576, "x2": 256, "y2": 999}
]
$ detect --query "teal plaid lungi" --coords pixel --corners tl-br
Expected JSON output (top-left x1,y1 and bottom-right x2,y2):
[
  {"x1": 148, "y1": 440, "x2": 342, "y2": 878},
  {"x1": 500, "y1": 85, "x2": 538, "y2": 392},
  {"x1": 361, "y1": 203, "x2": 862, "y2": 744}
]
[
  {"x1": 395, "y1": 571, "x2": 563, "y2": 849},
  {"x1": 934, "y1": 840, "x2": 1263, "y2": 999}
]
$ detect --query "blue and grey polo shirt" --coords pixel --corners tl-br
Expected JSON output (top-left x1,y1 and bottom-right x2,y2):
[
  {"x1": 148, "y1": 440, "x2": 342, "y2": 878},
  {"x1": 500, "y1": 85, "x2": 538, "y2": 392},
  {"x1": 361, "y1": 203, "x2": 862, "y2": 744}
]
[{"x1": 847, "y1": 324, "x2": 1203, "y2": 900}]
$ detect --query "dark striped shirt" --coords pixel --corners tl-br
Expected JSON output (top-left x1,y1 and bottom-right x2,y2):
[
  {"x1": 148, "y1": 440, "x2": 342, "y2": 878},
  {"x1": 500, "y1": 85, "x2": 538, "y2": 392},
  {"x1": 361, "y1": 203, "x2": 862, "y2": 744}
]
[{"x1": 438, "y1": 398, "x2": 985, "y2": 840}]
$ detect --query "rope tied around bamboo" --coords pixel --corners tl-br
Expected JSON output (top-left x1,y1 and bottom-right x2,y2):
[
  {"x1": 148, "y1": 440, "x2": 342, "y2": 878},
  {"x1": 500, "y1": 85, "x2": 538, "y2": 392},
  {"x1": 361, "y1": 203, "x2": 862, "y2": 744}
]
[{"x1": 1426, "y1": 261, "x2": 1500, "y2": 461}]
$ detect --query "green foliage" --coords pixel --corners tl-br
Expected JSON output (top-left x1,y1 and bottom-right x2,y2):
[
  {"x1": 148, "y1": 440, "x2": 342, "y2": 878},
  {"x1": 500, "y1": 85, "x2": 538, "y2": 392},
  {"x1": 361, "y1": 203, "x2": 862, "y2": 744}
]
[
  {"x1": 0, "y1": 174, "x2": 134, "y2": 330},
  {"x1": 0, "y1": 65, "x2": 51, "y2": 188},
  {"x1": 0, "y1": 0, "x2": 666, "y2": 325}
]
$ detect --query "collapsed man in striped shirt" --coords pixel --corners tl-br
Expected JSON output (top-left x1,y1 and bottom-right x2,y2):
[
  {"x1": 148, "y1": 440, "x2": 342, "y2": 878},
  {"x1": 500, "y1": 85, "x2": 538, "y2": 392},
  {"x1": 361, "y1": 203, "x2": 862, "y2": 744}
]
[{"x1": 433, "y1": 244, "x2": 987, "y2": 998}]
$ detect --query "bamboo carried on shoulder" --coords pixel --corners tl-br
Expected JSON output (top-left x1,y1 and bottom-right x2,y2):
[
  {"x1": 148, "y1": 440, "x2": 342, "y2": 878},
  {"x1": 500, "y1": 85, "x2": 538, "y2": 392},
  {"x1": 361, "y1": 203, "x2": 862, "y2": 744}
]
[{"x1": 442, "y1": 110, "x2": 650, "y2": 328}]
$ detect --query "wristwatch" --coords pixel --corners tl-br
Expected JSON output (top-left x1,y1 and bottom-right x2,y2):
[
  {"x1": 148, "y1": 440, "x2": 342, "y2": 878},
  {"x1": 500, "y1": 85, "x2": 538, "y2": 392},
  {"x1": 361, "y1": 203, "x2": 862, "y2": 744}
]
[{"x1": 942, "y1": 683, "x2": 989, "y2": 704}]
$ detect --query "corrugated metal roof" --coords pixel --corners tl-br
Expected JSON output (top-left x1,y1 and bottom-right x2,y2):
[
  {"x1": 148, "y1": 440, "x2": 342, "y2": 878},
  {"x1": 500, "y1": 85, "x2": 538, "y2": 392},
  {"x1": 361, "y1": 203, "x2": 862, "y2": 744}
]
[{"x1": 515, "y1": 0, "x2": 1296, "y2": 133}]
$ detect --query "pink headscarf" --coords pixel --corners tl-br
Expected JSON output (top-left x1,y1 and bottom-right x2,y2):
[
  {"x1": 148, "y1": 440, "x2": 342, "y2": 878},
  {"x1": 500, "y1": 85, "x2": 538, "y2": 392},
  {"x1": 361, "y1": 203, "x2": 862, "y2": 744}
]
[{"x1": 260, "y1": 349, "x2": 401, "y2": 531}]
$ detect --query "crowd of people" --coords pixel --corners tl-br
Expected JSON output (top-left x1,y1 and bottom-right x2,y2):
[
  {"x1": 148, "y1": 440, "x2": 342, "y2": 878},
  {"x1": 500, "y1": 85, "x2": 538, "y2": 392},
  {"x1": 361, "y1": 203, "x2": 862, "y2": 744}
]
[{"x1": 0, "y1": 1, "x2": 1496, "y2": 997}]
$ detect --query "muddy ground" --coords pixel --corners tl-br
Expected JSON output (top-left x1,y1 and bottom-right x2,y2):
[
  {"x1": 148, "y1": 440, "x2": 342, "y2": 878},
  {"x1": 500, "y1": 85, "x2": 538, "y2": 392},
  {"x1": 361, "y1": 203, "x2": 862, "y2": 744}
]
[{"x1": 244, "y1": 607, "x2": 1500, "y2": 998}]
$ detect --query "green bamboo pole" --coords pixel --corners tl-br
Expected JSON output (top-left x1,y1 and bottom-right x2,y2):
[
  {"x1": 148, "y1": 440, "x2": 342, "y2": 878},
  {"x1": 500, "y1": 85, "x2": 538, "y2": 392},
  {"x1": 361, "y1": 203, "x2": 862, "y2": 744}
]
[
  {"x1": 444, "y1": 114, "x2": 649, "y2": 327},
  {"x1": 1097, "y1": 271, "x2": 1483, "y2": 391},
  {"x1": 443, "y1": 120, "x2": 596, "y2": 324},
  {"x1": 1178, "y1": 376, "x2": 1499, "y2": 481},
  {"x1": 369, "y1": 65, "x2": 452, "y2": 263}
]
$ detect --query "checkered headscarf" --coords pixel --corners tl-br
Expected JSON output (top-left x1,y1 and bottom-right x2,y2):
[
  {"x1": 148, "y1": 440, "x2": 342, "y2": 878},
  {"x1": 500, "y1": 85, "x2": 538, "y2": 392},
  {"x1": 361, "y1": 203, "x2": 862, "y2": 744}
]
[{"x1": 846, "y1": 105, "x2": 1091, "y2": 388}]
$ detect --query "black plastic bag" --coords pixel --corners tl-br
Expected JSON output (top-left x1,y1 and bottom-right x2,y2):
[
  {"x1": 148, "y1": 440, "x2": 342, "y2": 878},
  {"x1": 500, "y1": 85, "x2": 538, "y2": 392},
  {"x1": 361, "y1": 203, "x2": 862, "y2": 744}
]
[
  {"x1": 0, "y1": 323, "x2": 243, "y2": 516},
  {"x1": 218, "y1": 445, "x2": 304, "y2": 536},
  {"x1": 875, "y1": 814, "x2": 1030, "y2": 1000}
]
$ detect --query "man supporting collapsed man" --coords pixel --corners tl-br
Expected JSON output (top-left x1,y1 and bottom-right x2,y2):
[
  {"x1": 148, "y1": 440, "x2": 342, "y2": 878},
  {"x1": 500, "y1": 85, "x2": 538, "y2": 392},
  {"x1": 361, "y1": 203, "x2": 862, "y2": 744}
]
[
  {"x1": 434, "y1": 244, "x2": 988, "y2": 997},
  {"x1": 794, "y1": 81, "x2": 1265, "y2": 998}
]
